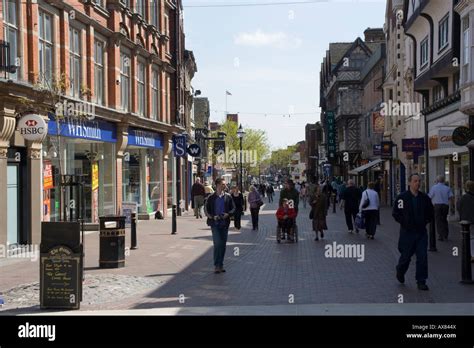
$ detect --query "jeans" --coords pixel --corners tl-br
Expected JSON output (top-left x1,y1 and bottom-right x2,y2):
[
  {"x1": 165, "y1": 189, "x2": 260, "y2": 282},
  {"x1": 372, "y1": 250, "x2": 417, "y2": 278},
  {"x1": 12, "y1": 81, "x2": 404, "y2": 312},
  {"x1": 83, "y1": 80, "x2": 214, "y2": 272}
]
[
  {"x1": 250, "y1": 208, "x2": 260, "y2": 229},
  {"x1": 234, "y1": 210, "x2": 242, "y2": 229},
  {"x1": 194, "y1": 195, "x2": 204, "y2": 218},
  {"x1": 364, "y1": 210, "x2": 378, "y2": 236},
  {"x1": 434, "y1": 204, "x2": 449, "y2": 239},
  {"x1": 345, "y1": 210, "x2": 357, "y2": 231},
  {"x1": 268, "y1": 193, "x2": 273, "y2": 203},
  {"x1": 211, "y1": 224, "x2": 229, "y2": 268},
  {"x1": 396, "y1": 230, "x2": 428, "y2": 283}
]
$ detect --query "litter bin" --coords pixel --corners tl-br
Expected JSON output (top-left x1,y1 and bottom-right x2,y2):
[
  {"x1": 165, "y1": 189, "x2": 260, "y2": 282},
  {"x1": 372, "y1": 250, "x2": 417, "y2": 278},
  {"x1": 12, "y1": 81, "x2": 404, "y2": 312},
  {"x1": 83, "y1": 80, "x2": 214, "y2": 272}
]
[{"x1": 99, "y1": 216, "x2": 126, "y2": 268}]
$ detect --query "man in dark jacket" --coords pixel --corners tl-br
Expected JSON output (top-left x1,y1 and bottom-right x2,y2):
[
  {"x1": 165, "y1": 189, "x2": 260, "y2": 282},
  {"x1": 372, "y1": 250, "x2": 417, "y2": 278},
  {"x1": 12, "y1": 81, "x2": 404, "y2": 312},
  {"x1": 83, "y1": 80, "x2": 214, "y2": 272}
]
[
  {"x1": 392, "y1": 174, "x2": 434, "y2": 290},
  {"x1": 279, "y1": 180, "x2": 300, "y2": 214},
  {"x1": 340, "y1": 179, "x2": 361, "y2": 233},
  {"x1": 204, "y1": 178, "x2": 236, "y2": 274},
  {"x1": 191, "y1": 177, "x2": 206, "y2": 219}
]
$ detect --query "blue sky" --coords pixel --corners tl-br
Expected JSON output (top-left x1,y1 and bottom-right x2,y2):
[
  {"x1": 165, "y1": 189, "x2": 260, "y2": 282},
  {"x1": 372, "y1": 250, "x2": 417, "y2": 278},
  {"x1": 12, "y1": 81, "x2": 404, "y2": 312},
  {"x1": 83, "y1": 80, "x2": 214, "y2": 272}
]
[{"x1": 183, "y1": 0, "x2": 386, "y2": 150}]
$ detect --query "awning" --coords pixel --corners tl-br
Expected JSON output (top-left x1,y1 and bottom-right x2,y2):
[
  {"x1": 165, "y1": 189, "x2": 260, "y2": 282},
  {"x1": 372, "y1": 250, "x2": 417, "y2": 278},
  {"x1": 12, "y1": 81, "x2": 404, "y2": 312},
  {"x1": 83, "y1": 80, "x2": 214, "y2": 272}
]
[{"x1": 348, "y1": 158, "x2": 383, "y2": 175}]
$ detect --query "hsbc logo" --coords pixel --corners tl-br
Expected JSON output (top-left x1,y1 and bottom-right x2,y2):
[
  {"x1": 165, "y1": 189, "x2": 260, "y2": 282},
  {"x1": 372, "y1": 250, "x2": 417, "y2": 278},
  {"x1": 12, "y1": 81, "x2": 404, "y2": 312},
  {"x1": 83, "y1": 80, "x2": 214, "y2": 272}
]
[
  {"x1": 17, "y1": 114, "x2": 47, "y2": 141},
  {"x1": 25, "y1": 120, "x2": 38, "y2": 127}
]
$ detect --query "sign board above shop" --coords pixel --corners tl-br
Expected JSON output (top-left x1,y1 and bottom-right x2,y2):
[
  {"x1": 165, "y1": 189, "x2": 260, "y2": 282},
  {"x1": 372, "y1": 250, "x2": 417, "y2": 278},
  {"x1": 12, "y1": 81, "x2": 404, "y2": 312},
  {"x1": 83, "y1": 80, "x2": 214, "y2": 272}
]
[
  {"x1": 17, "y1": 114, "x2": 47, "y2": 141},
  {"x1": 128, "y1": 128, "x2": 164, "y2": 149},
  {"x1": 47, "y1": 116, "x2": 117, "y2": 143}
]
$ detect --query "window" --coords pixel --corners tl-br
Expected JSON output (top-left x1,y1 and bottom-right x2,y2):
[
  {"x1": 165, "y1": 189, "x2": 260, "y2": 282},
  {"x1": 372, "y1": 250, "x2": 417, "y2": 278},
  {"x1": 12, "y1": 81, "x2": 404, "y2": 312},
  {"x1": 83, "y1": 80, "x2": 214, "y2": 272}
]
[
  {"x1": 93, "y1": 0, "x2": 105, "y2": 7},
  {"x1": 120, "y1": 52, "x2": 130, "y2": 111},
  {"x1": 136, "y1": 0, "x2": 144, "y2": 17},
  {"x1": 137, "y1": 61, "x2": 146, "y2": 116},
  {"x1": 69, "y1": 27, "x2": 81, "y2": 98},
  {"x1": 164, "y1": 14, "x2": 170, "y2": 53},
  {"x1": 150, "y1": 0, "x2": 159, "y2": 27},
  {"x1": 433, "y1": 85, "x2": 444, "y2": 102},
  {"x1": 3, "y1": 0, "x2": 18, "y2": 80},
  {"x1": 94, "y1": 40, "x2": 105, "y2": 105},
  {"x1": 151, "y1": 68, "x2": 160, "y2": 120},
  {"x1": 165, "y1": 74, "x2": 170, "y2": 121},
  {"x1": 420, "y1": 37, "x2": 429, "y2": 68},
  {"x1": 439, "y1": 14, "x2": 449, "y2": 51},
  {"x1": 463, "y1": 16, "x2": 469, "y2": 83},
  {"x1": 454, "y1": 72, "x2": 460, "y2": 92},
  {"x1": 39, "y1": 11, "x2": 53, "y2": 86}
]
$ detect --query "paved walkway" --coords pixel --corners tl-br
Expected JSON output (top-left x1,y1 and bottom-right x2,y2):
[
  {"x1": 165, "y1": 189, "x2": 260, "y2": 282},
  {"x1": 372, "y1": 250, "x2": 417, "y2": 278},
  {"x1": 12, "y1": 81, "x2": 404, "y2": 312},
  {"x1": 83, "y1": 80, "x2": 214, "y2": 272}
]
[{"x1": 1, "y1": 191, "x2": 473, "y2": 314}]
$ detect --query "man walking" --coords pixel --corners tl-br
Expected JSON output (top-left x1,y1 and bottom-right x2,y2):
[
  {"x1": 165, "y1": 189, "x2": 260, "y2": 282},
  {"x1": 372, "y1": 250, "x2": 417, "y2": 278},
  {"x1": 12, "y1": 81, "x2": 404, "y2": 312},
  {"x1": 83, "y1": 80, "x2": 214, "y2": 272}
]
[
  {"x1": 205, "y1": 178, "x2": 236, "y2": 274},
  {"x1": 340, "y1": 179, "x2": 361, "y2": 233},
  {"x1": 393, "y1": 174, "x2": 434, "y2": 290},
  {"x1": 191, "y1": 177, "x2": 206, "y2": 219},
  {"x1": 428, "y1": 176, "x2": 454, "y2": 241},
  {"x1": 280, "y1": 179, "x2": 300, "y2": 214},
  {"x1": 266, "y1": 184, "x2": 274, "y2": 203}
]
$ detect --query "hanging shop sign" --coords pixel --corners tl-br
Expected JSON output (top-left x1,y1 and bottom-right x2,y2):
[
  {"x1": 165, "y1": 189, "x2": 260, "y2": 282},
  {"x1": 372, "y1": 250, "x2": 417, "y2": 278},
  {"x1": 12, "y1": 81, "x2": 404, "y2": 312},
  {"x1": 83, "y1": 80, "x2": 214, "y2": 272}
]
[
  {"x1": 452, "y1": 126, "x2": 473, "y2": 146},
  {"x1": 213, "y1": 140, "x2": 226, "y2": 155},
  {"x1": 128, "y1": 128, "x2": 164, "y2": 149},
  {"x1": 17, "y1": 114, "x2": 47, "y2": 141},
  {"x1": 372, "y1": 111, "x2": 385, "y2": 134},
  {"x1": 172, "y1": 135, "x2": 187, "y2": 157},
  {"x1": 187, "y1": 143, "x2": 201, "y2": 157},
  {"x1": 373, "y1": 144, "x2": 381, "y2": 156},
  {"x1": 381, "y1": 141, "x2": 393, "y2": 159},
  {"x1": 402, "y1": 138, "x2": 424, "y2": 153},
  {"x1": 326, "y1": 111, "x2": 336, "y2": 160},
  {"x1": 47, "y1": 116, "x2": 117, "y2": 143}
]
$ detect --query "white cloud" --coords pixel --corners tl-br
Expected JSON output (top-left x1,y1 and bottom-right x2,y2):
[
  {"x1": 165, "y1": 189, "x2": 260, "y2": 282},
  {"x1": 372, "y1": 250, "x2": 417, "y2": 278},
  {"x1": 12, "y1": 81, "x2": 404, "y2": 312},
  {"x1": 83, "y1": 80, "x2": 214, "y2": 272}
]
[{"x1": 234, "y1": 29, "x2": 302, "y2": 49}]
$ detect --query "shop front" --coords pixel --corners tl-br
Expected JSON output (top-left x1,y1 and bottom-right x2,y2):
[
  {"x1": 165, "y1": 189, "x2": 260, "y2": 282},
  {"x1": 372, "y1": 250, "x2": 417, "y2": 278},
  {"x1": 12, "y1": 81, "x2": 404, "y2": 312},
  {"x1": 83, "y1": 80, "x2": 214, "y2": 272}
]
[
  {"x1": 123, "y1": 127, "x2": 164, "y2": 217},
  {"x1": 43, "y1": 117, "x2": 117, "y2": 223}
]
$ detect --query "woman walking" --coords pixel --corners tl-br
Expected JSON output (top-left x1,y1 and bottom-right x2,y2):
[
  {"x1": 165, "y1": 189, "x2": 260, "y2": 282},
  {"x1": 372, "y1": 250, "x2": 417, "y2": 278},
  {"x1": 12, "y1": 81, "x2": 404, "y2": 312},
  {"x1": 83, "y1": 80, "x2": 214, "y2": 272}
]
[
  {"x1": 231, "y1": 186, "x2": 244, "y2": 230},
  {"x1": 310, "y1": 186, "x2": 328, "y2": 241},
  {"x1": 359, "y1": 182, "x2": 380, "y2": 240},
  {"x1": 248, "y1": 185, "x2": 263, "y2": 231}
]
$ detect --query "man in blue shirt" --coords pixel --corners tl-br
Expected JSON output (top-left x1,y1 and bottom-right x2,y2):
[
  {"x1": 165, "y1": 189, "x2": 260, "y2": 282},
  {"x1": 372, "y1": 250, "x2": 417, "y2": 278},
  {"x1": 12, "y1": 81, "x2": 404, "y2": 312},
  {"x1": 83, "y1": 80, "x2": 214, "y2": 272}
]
[
  {"x1": 205, "y1": 178, "x2": 236, "y2": 274},
  {"x1": 428, "y1": 176, "x2": 454, "y2": 241}
]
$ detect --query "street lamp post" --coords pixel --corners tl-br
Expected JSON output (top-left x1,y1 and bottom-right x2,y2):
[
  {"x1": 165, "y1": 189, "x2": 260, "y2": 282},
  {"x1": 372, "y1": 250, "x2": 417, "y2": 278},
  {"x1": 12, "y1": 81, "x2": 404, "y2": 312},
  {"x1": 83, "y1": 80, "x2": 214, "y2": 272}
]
[{"x1": 237, "y1": 124, "x2": 245, "y2": 193}]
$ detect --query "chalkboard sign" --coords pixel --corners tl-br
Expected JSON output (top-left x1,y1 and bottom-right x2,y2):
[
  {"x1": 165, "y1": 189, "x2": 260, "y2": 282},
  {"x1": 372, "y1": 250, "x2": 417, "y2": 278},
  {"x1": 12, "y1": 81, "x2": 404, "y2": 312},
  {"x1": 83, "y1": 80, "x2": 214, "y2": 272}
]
[{"x1": 40, "y1": 245, "x2": 81, "y2": 309}]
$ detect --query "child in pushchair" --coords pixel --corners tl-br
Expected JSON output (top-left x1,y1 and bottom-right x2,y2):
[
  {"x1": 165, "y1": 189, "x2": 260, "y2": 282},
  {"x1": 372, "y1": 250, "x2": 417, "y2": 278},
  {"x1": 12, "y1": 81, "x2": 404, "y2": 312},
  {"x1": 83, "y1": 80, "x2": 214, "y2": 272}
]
[{"x1": 276, "y1": 198, "x2": 297, "y2": 243}]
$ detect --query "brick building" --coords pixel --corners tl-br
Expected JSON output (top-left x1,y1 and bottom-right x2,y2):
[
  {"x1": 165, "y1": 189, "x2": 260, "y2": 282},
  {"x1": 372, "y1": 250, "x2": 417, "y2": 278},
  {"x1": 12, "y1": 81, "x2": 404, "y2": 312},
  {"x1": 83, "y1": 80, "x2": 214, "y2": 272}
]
[{"x1": 0, "y1": 0, "x2": 193, "y2": 246}]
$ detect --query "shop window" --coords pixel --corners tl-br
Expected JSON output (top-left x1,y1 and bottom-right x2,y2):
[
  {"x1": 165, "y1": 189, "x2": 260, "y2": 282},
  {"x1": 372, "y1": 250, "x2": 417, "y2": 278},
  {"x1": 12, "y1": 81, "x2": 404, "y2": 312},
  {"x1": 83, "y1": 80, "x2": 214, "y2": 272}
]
[{"x1": 433, "y1": 84, "x2": 444, "y2": 102}]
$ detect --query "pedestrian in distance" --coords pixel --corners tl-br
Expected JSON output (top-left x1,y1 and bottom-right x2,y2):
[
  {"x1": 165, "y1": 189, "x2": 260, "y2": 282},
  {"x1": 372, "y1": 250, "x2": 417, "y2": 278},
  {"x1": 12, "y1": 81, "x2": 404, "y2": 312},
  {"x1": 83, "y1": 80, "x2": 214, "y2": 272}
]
[
  {"x1": 428, "y1": 175, "x2": 454, "y2": 241},
  {"x1": 204, "y1": 178, "x2": 236, "y2": 274},
  {"x1": 310, "y1": 185, "x2": 328, "y2": 241},
  {"x1": 359, "y1": 182, "x2": 380, "y2": 240},
  {"x1": 340, "y1": 179, "x2": 362, "y2": 233},
  {"x1": 300, "y1": 183, "x2": 308, "y2": 209},
  {"x1": 191, "y1": 177, "x2": 206, "y2": 219},
  {"x1": 248, "y1": 185, "x2": 263, "y2": 231},
  {"x1": 459, "y1": 180, "x2": 474, "y2": 263},
  {"x1": 392, "y1": 174, "x2": 434, "y2": 291},
  {"x1": 266, "y1": 184, "x2": 275, "y2": 203},
  {"x1": 231, "y1": 186, "x2": 244, "y2": 230}
]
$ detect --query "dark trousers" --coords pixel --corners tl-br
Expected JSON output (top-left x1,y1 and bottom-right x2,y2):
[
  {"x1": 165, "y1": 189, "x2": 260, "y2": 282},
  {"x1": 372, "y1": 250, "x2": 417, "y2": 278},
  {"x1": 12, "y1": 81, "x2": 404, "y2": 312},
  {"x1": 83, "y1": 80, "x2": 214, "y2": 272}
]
[
  {"x1": 211, "y1": 225, "x2": 229, "y2": 268},
  {"x1": 396, "y1": 230, "x2": 428, "y2": 283},
  {"x1": 234, "y1": 210, "x2": 242, "y2": 229},
  {"x1": 278, "y1": 218, "x2": 294, "y2": 232},
  {"x1": 434, "y1": 204, "x2": 449, "y2": 239},
  {"x1": 267, "y1": 193, "x2": 273, "y2": 203},
  {"x1": 250, "y1": 208, "x2": 260, "y2": 229},
  {"x1": 364, "y1": 210, "x2": 378, "y2": 236},
  {"x1": 345, "y1": 209, "x2": 357, "y2": 231}
]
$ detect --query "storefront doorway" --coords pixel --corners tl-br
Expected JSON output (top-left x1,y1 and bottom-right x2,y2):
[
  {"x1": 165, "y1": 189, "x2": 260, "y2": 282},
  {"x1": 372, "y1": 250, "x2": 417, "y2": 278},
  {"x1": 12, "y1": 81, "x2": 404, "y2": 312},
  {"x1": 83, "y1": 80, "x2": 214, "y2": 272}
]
[{"x1": 7, "y1": 147, "x2": 27, "y2": 245}]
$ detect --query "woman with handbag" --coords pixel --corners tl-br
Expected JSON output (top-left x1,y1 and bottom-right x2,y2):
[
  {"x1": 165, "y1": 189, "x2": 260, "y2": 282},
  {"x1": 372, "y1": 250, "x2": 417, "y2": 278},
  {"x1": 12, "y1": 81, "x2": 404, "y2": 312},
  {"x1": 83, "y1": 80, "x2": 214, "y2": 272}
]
[
  {"x1": 248, "y1": 185, "x2": 263, "y2": 231},
  {"x1": 310, "y1": 186, "x2": 328, "y2": 241},
  {"x1": 359, "y1": 182, "x2": 380, "y2": 239}
]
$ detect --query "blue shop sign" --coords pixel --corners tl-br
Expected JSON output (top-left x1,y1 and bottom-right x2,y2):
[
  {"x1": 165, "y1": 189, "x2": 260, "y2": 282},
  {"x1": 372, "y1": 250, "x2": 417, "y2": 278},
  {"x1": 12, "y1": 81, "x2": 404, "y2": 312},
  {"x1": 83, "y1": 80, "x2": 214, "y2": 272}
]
[
  {"x1": 128, "y1": 127, "x2": 164, "y2": 149},
  {"x1": 47, "y1": 116, "x2": 117, "y2": 143}
]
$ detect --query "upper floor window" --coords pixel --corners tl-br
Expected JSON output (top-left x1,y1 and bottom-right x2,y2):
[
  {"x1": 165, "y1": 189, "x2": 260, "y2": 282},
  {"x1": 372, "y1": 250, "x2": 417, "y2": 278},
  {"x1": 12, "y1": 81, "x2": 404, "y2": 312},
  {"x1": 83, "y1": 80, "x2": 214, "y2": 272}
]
[
  {"x1": 93, "y1": 0, "x2": 105, "y2": 7},
  {"x1": 136, "y1": 0, "x2": 145, "y2": 17},
  {"x1": 69, "y1": 27, "x2": 81, "y2": 98},
  {"x1": 120, "y1": 52, "x2": 131, "y2": 111},
  {"x1": 151, "y1": 68, "x2": 160, "y2": 120},
  {"x1": 94, "y1": 40, "x2": 105, "y2": 105},
  {"x1": 137, "y1": 61, "x2": 146, "y2": 116},
  {"x1": 433, "y1": 84, "x2": 444, "y2": 102},
  {"x1": 3, "y1": 0, "x2": 19, "y2": 80},
  {"x1": 454, "y1": 72, "x2": 460, "y2": 92},
  {"x1": 420, "y1": 37, "x2": 429, "y2": 68},
  {"x1": 439, "y1": 13, "x2": 449, "y2": 51},
  {"x1": 150, "y1": 0, "x2": 159, "y2": 28},
  {"x1": 463, "y1": 16, "x2": 469, "y2": 83},
  {"x1": 38, "y1": 11, "x2": 53, "y2": 86}
]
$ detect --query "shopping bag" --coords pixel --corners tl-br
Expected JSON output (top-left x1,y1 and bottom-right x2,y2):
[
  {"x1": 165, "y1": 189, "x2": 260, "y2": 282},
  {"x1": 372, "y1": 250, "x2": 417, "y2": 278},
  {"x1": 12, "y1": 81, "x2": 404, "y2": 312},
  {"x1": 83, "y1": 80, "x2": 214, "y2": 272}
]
[{"x1": 355, "y1": 212, "x2": 366, "y2": 230}]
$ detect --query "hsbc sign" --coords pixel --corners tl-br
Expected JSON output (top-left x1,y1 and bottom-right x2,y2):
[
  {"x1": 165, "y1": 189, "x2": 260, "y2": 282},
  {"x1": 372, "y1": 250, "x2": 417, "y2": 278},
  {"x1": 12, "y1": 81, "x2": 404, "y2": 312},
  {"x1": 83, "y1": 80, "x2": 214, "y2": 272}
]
[{"x1": 17, "y1": 114, "x2": 47, "y2": 141}]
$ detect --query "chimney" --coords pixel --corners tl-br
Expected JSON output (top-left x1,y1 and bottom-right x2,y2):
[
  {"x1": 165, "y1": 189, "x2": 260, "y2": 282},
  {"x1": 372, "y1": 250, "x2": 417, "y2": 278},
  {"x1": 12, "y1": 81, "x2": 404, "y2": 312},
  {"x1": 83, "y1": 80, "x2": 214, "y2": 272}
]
[{"x1": 364, "y1": 28, "x2": 385, "y2": 43}]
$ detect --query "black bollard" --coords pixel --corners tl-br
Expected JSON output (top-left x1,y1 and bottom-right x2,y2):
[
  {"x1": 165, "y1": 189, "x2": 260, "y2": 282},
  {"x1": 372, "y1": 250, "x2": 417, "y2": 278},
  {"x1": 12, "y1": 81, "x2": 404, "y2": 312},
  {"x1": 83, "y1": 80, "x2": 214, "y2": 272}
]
[
  {"x1": 172, "y1": 204, "x2": 177, "y2": 235},
  {"x1": 428, "y1": 221, "x2": 437, "y2": 252},
  {"x1": 459, "y1": 221, "x2": 473, "y2": 284},
  {"x1": 131, "y1": 213, "x2": 138, "y2": 250}
]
